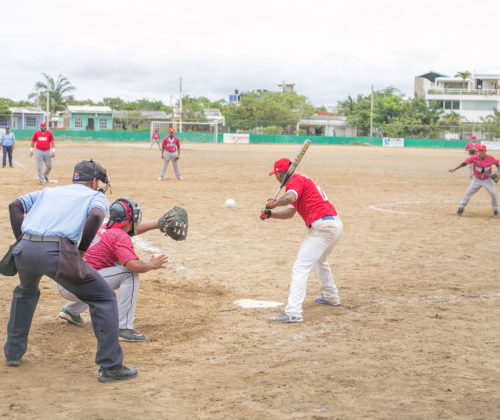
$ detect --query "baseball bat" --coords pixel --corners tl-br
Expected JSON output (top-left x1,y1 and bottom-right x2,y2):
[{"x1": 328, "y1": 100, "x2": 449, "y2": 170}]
[{"x1": 268, "y1": 139, "x2": 311, "y2": 205}]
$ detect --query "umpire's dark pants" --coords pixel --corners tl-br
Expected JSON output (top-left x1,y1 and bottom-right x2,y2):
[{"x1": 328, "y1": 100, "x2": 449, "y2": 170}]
[{"x1": 4, "y1": 240, "x2": 124, "y2": 369}]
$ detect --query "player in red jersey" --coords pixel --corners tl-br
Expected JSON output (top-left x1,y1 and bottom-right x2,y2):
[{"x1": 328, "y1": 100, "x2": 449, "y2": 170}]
[
  {"x1": 30, "y1": 121, "x2": 55, "y2": 184},
  {"x1": 149, "y1": 127, "x2": 161, "y2": 150},
  {"x1": 449, "y1": 145, "x2": 500, "y2": 217},
  {"x1": 464, "y1": 135, "x2": 481, "y2": 178},
  {"x1": 159, "y1": 127, "x2": 182, "y2": 180},
  {"x1": 260, "y1": 158, "x2": 344, "y2": 323},
  {"x1": 57, "y1": 197, "x2": 169, "y2": 341}
]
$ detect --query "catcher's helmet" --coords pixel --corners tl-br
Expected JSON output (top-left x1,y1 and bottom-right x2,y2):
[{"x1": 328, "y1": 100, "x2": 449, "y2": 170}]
[{"x1": 106, "y1": 197, "x2": 142, "y2": 236}]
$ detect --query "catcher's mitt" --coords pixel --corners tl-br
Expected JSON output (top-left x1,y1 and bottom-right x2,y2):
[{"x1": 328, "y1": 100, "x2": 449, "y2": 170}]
[
  {"x1": 468, "y1": 148, "x2": 477, "y2": 155},
  {"x1": 158, "y1": 206, "x2": 188, "y2": 241},
  {"x1": 491, "y1": 173, "x2": 499, "y2": 183}
]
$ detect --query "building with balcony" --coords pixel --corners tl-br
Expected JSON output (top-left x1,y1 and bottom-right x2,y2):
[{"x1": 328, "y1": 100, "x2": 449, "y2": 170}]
[{"x1": 415, "y1": 71, "x2": 500, "y2": 122}]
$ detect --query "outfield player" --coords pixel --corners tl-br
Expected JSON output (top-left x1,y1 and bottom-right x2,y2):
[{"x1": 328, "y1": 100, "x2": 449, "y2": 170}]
[
  {"x1": 149, "y1": 128, "x2": 161, "y2": 150},
  {"x1": 159, "y1": 127, "x2": 182, "y2": 180},
  {"x1": 260, "y1": 158, "x2": 343, "y2": 323},
  {"x1": 57, "y1": 198, "x2": 168, "y2": 342},
  {"x1": 464, "y1": 135, "x2": 480, "y2": 178},
  {"x1": 4, "y1": 160, "x2": 138, "y2": 382},
  {"x1": 30, "y1": 121, "x2": 55, "y2": 184},
  {"x1": 449, "y1": 144, "x2": 500, "y2": 217}
]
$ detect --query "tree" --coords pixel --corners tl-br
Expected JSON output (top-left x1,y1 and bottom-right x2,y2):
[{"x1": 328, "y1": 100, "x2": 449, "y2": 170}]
[
  {"x1": 338, "y1": 87, "x2": 442, "y2": 137},
  {"x1": 223, "y1": 90, "x2": 315, "y2": 133},
  {"x1": 0, "y1": 100, "x2": 12, "y2": 118},
  {"x1": 455, "y1": 71, "x2": 471, "y2": 80},
  {"x1": 28, "y1": 73, "x2": 75, "y2": 117}
]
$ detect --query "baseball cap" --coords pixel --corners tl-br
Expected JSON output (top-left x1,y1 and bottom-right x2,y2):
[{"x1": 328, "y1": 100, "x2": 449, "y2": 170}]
[
  {"x1": 169, "y1": 127, "x2": 175, "y2": 133},
  {"x1": 5, "y1": 125, "x2": 10, "y2": 129},
  {"x1": 478, "y1": 144, "x2": 487, "y2": 151},
  {"x1": 471, "y1": 135, "x2": 477, "y2": 140},
  {"x1": 40, "y1": 121, "x2": 47, "y2": 126},
  {"x1": 269, "y1": 158, "x2": 292, "y2": 176}
]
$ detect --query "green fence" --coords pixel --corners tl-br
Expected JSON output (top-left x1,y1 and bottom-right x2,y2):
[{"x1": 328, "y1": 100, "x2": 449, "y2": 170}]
[{"x1": 11, "y1": 129, "x2": 469, "y2": 149}]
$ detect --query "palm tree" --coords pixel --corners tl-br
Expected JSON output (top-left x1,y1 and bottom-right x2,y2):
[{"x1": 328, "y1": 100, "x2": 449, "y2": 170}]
[
  {"x1": 28, "y1": 73, "x2": 76, "y2": 117},
  {"x1": 454, "y1": 71, "x2": 471, "y2": 80}
]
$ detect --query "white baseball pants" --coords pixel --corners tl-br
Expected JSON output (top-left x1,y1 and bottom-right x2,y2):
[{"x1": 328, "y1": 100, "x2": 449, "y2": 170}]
[
  {"x1": 35, "y1": 150, "x2": 52, "y2": 183},
  {"x1": 160, "y1": 152, "x2": 181, "y2": 179},
  {"x1": 58, "y1": 264, "x2": 139, "y2": 330},
  {"x1": 459, "y1": 177, "x2": 498, "y2": 212},
  {"x1": 285, "y1": 217, "x2": 343, "y2": 318}
]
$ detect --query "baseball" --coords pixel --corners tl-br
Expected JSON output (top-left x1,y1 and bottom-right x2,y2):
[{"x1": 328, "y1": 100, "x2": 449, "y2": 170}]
[{"x1": 225, "y1": 198, "x2": 236, "y2": 208}]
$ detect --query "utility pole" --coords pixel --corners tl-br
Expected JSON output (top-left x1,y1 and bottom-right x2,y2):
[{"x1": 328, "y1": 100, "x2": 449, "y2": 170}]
[
  {"x1": 370, "y1": 85, "x2": 374, "y2": 138},
  {"x1": 46, "y1": 87, "x2": 50, "y2": 125},
  {"x1": 179, "y1": 76, "x2": 183, "y2": 133}
]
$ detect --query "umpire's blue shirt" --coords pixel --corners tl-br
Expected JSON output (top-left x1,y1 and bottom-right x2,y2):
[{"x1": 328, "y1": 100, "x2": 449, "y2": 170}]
[
  {"x1": 1, "y1": 132, "x2": 15, "y2": 147},
  {"x1": 19, "y1": 184, "x2": 109, "y2": 243}
]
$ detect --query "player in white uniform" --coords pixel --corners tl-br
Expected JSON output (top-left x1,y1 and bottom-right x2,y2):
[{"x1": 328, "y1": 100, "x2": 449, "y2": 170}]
[{"x1": 260, "y1": 158, "x2": 343, "y2": 323}]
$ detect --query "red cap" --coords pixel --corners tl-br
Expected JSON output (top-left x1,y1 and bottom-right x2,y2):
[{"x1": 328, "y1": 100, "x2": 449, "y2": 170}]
[
  {"x1": 154, "y1": 128, "x2": 158, "y2": 131},
  {"x1": 40, "y1": 121, "x2": 47, "y2": 126},
  {"x1": 479, "y1": 144, "x2": 487, "y2": 151},
  {"x1": 269, "y1": 158, "x2": 292, "y2": 176},
  {"x1": 169, "y1": 128, "x2": 175, "y2": 133},
  {"x1": 471, "y1": 135, "x2": 477, "y2": 140}
]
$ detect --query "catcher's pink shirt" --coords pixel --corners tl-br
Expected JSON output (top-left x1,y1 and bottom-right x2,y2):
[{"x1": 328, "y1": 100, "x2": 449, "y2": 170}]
[
  {"x1": 465, "y1": 154, "x2": 500, "y2": 179},
  {"x1": 286, "y1": 173, "x2": 337, "y2": 227},
  {"x1": 85, "y1": 226, "x2": 138, "y2": 271},
  {"x1": 465, "y1": 141, "x2": 480, "y2": 153}
]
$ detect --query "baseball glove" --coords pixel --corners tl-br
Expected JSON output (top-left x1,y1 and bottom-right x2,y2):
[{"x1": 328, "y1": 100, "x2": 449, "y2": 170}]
[
  {"x1": 468, "y1": 148, "x2": 477, "y2": 155},
  {"x1": 491, "y1": 173, "x2": 499, "y2": 183},
  {"x1": 158, "y1": 206, "x2": 188, "y2": 241}
]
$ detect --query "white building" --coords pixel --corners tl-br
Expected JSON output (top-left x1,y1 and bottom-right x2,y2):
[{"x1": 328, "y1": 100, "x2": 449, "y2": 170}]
[
  {"x1": 415, "y1": 71, "x2": 500, "y2": 122},
  {"x1": 297, "y1": 111, "x2": 356, "y2": 137}
]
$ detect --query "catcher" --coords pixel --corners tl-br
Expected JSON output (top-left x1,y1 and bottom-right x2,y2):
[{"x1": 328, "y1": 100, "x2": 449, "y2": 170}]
[
  {"x1": 57, "y1": 199, "x2": 188, "y2": 341},
  {"x1": 449, "y1": 144, "x2": 500, "y2": 217}
]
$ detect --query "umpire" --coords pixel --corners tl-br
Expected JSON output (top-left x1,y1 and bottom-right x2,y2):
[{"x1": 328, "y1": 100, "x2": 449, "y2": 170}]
[{"x1": 4, "y1": 160, "x2": 138, "y2": 382}]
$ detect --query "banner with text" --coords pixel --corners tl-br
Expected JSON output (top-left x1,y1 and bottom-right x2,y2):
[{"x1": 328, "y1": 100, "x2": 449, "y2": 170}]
[
  {"x1": 481, "y1": 141, "x2": 500, "y2": 150},
  {"x1": 382, "y1": 137, "x2": 405, "y2": 148},
  {"x1": 223, "y1": 133, "x2": 250, "y2": 144}
]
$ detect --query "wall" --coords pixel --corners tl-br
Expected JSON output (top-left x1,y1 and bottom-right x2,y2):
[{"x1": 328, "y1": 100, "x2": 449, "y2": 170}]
[{"x1": 10, "y1": 129, "x2": 471, "y2": 149}]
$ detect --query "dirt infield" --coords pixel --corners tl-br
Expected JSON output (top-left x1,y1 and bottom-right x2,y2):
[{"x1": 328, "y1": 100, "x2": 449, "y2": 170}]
[{"x1": 1, "y1": 141, "x2": 500, "y2": 419}]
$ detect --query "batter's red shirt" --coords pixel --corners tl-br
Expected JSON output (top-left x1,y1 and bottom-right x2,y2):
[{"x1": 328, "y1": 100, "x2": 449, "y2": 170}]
[
  {"x1": 161, "y1": 135, "x2": 180, "y2": 153},
  {"x1": 465, "y1": 141, "x2": 480, "y2": 154},
  {"x1": 285, "y1": 173, "x2": 337, "y2": 227},
  {"x1": 85, "y1": 226, "x2": 139, "y2": 271},
  {"x1": 465, "y1": 154, "x2": 500, "y2": 179},
  {"x1": 31, "y1": 130, "x2": 54, "y2": 150}
]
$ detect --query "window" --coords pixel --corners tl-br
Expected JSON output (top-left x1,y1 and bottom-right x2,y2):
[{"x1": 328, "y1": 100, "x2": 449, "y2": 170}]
[
  {"x1": 99, "y1": 118, "x2": 107, "y2": 129},
  {"x1": 26, "y1": 116, "x2": 37, "y2": 128},
  {"x1": 0, "y1": 117, "x2": 7, "y2": 126},
  {"x1": 74, "y1": 118, "x2": 83, "y2": 128},
  {"x1": 462, "y1": 101, "x2": 497, "y2": 111}
]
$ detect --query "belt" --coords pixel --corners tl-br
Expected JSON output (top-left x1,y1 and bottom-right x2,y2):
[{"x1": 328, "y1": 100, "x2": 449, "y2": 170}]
[
  {"x1": 21, "y1": 233, "x2": 60, "y2": 242},
  {"x1": 308, "y1": 216, "x2": 335, "y2": 228}
]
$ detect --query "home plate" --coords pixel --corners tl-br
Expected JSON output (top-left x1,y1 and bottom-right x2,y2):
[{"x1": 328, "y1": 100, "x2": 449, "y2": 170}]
[
  {"x1": 48, "y1": 179, "x2": 59, "y2": 183},
  {"x1": 233, "y1": 299, "x2": 284, "y2": 309}
]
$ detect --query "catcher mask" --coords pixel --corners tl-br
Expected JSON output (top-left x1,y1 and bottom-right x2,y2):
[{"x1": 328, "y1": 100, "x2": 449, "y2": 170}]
[{"x1": 106, "y1": 197, "x2": 142, "y2": 236}]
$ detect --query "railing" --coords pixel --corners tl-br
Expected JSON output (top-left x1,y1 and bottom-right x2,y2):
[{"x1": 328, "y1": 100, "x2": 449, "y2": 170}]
[{"x1": 427, "y1": 88, "x2": 500, "y2": 96}]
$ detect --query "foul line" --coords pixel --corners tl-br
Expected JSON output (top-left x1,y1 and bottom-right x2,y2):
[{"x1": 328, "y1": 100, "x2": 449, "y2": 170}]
[
  {"x1": 14, "y1": 159, "x2": 58, "y2": 183},
  {"x1": 368, "y1": 200, "x2": 489, "y2": 216}
]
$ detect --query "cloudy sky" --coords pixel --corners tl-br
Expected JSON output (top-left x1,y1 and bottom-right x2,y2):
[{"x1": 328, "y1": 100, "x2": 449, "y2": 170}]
[{"x1": 2, "y1": 0, "x2": 498, "y2": 106}]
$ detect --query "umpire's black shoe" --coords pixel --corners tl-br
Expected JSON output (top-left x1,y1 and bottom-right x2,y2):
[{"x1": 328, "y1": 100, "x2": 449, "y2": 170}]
[{"x1": 98, "y1": 365, "x2": 138, "y2": 383}]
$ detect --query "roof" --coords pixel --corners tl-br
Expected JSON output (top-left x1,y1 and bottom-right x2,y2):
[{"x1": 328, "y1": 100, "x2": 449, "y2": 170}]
[
  {"x1": 9, "y1": 107, "x2": 45, "y2": 114},
  {"x1": 67, "y1": 105, "x2": 112, "y2": 113},
  {"x1": 113, "y1": 110, "x2": 169, "y2": 119},
  {"x1": 204, "y1": 109, "x2": 222, "y2": 117},
  {"x1": 418, "y1": 72, "x2": 447, "y2": 83}
]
